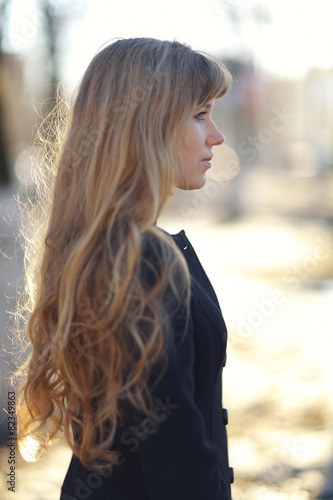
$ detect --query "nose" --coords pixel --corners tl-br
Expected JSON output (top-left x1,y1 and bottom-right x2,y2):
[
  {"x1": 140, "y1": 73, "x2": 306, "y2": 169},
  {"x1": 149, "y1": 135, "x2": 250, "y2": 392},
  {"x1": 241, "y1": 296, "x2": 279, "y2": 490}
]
[{"x1": 207, "y1": 121, "x2": 225, "y2": 146}]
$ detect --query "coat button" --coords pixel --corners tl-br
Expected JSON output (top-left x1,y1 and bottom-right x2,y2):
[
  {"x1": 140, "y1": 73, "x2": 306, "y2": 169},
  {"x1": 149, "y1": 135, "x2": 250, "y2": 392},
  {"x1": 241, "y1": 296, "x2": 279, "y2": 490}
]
[
  {"x1": 229, "y1": 467, "x2": 234, "y2": 484},
  {"x1": 223, "y1": 408, "x2": 228, "y2": 426}
]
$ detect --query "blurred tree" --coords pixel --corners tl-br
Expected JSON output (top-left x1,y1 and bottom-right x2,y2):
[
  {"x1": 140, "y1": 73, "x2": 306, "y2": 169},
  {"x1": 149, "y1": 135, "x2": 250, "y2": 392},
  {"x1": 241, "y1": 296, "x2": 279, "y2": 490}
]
[
  {"x1": 38, "y1": 0, "x2": 64, "y2": 91},
  {"x1": 36, "y1": 0, "x2": 86, "y2": 114},
  {"x1": 0, "y1": 0, "x2": 11, "y2": 52},
  {"x1": 0, "y1": 0, "x2": 12, "y2": 183},
  {"x1": 220, "y1": 0, "x2": 271, "y2": 65}
]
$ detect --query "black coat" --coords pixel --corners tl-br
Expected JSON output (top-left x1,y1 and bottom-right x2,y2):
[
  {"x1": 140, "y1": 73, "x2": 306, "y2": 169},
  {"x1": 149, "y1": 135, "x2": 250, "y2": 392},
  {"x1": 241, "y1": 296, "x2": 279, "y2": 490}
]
[{"x1": 61, "y1": 230, "x2": 232, "y2": 500}]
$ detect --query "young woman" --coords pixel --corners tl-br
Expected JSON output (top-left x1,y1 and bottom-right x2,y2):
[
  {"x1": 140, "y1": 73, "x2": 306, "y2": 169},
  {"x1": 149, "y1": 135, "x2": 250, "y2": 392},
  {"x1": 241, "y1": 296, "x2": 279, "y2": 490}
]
[{"x1": 15, "y1": 37, "x2": 233, "y2": 499}]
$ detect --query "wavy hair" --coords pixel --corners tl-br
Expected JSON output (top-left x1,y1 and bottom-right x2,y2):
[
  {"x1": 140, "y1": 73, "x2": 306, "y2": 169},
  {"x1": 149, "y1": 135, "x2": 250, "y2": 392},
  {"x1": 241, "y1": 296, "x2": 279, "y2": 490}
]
[{"x1": 14, "y1": 37, "x2": 232, "y2": 470}]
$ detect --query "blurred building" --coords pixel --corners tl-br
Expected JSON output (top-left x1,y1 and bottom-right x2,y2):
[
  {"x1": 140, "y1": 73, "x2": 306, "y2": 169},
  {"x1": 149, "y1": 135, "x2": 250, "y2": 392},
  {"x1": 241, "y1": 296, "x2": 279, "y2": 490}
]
[{"x1": 0, "y1": 53, "x2": 25, "y2": 184}]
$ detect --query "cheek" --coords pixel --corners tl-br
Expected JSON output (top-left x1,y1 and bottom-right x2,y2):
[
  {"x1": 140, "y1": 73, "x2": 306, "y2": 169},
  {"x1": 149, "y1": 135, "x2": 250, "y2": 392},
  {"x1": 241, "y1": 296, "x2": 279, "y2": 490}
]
[
  {"x1": 178, "y1": 123, "x2": 199, "y2": 154},
  {"x1": 174, "y1": 121, "x2": 202, "y2": 174},
  {"x1": 173, "y1": 148, "x2": 192, "y2": 189},
  {"x1": 175, "y1": 136, "x2": 191, "y2": 170}
]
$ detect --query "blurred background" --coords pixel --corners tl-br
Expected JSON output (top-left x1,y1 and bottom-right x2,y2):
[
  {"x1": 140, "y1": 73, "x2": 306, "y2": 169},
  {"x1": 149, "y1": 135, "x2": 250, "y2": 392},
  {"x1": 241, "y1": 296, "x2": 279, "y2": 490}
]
[{"x1": 0, "y1": 0, "x2": 333, "y2": 498}]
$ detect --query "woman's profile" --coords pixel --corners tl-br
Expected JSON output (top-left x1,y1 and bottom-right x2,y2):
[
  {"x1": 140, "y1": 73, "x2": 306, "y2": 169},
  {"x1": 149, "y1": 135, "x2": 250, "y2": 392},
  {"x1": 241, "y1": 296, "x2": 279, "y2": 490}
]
[{"x1": 14, "y1": 37, "x2": 234, "y2": 499}]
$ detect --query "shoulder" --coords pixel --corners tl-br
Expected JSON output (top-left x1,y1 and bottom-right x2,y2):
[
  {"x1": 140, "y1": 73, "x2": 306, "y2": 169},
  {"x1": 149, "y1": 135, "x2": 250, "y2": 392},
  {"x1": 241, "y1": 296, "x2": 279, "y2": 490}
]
[
  {"x1": 140, "y1": 228, "x2": 188, "y2": 284},
  {"x1": 140, "y1": 228, "x2": 191, "y2": 342}
]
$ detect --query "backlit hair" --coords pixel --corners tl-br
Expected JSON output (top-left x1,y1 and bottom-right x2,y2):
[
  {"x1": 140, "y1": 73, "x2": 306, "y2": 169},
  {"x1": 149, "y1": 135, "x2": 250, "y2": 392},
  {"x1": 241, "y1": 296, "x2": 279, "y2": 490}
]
[{"x1": 14, "y1": 37, "x2": 232, "y2": 470}]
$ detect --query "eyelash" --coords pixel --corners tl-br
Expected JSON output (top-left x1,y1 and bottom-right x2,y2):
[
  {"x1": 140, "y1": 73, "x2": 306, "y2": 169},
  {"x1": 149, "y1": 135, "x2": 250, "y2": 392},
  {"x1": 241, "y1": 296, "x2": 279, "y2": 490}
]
[{"x1": 195, "y1": 111, "x2": 207, "y2": 121}]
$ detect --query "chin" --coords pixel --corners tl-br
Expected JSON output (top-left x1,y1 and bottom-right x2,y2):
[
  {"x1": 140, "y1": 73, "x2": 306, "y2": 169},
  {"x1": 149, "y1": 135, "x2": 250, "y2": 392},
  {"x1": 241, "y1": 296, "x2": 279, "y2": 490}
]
[
  {"x1": 177, "y1": 176, "x2": 207, "y2": 191},
  {"x1": 188, "y1": 177, "x2": 207, "y2": 190}
]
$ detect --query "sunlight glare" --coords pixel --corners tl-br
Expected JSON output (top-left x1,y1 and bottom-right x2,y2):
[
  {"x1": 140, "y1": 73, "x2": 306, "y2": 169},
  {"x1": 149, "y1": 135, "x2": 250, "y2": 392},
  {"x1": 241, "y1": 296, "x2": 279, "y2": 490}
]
[{"x1": 19, "y1": 435, "x2": 40, "y2": 462}]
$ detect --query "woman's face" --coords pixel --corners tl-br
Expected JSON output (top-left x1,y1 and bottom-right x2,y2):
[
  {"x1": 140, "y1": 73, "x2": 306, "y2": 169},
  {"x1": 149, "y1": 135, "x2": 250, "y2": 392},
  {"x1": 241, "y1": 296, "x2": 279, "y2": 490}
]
[{"x1": 175, "y1": 100, "x2": 225, "y2": 190}]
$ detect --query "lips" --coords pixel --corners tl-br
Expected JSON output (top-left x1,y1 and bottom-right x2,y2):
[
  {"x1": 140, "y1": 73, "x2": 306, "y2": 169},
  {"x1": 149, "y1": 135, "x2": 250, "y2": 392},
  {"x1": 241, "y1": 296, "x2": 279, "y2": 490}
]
[{"x1": 201, "y1": 155, "x2": 213, "y2": 167}]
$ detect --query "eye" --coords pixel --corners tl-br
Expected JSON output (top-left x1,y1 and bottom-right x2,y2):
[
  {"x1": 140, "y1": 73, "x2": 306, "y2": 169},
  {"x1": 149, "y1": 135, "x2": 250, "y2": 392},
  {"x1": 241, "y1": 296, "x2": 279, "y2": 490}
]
[{"x1": 194, "y1": 111, "x2": 207, "y2": 121}]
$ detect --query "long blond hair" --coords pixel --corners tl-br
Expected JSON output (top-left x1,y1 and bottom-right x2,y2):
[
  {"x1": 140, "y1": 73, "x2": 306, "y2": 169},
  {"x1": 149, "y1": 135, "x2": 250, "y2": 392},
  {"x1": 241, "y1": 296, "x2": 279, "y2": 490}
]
[{"x1": 14, "y1": 38, "x2": 232, "y2": 470}]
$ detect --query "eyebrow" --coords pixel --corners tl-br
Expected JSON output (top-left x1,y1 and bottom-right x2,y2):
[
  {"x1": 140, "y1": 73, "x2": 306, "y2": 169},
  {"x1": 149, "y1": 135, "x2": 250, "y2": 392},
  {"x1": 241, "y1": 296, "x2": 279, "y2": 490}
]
[{"x1": 196, "y1": 101, "x2": 214, "y2": 111}]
